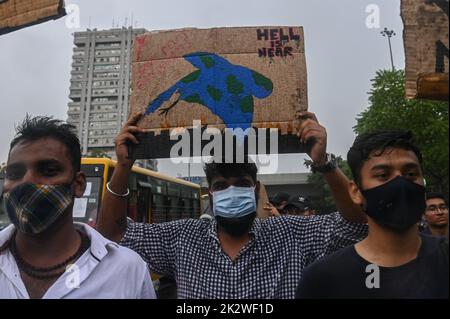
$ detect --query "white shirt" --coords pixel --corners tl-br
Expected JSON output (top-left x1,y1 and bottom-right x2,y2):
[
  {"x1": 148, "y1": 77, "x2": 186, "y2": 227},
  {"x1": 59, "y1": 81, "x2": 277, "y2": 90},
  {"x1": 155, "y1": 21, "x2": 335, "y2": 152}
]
[{"x1": 0, "y1": 223, "x2": 156, "y2": 299}]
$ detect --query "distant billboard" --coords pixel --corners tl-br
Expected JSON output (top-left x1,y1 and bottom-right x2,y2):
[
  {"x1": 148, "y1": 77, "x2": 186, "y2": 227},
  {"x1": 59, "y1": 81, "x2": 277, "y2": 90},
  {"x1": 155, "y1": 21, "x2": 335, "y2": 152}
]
[{"x1": 182, "y1": 176, "x2": 203, "y2": 185}]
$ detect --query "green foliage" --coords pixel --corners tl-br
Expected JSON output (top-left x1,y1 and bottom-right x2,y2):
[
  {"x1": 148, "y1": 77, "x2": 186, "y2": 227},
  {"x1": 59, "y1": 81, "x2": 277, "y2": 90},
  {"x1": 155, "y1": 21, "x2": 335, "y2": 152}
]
[
  {"x1": 305, "y1": 155, "x2": 353, "y2": 214},
  {"x1": 354, "y1": 69, "x2": 449, "y2": 196},
  {"x1": 304, "y1": 69, "x2": 449, "y2": 212}
]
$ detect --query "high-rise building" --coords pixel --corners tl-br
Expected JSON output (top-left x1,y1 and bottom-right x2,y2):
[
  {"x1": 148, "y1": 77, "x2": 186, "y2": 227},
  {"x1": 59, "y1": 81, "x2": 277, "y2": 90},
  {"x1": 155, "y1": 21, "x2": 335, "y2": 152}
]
[{"x1": 67, "y1": 27, "x2": 156, "y2": 170}]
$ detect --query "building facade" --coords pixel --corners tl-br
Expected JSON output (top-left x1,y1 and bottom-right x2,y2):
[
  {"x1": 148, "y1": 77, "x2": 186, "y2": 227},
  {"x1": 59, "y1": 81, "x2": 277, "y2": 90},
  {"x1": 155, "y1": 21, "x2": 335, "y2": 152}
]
[{"x1": 67, "y1": 27, "x2": 156, "y2": 170}]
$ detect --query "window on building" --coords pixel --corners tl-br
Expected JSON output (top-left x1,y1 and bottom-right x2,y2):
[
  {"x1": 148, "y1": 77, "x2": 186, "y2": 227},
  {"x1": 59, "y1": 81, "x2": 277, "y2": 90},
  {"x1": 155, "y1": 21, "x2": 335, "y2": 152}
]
[
  {"x1": 93, "y1": 72, "x2": 120, "y2": 79},
  {"x1": 92, "y1": 88, "x2": 118, "y2": 95},
  {"x1": 68, "y1": 106, "x2": 81, "y2": 112},
  {"x1": 91, "y1": 96, "x2": 118, "y2": 103},
  {"x1": 94, "y1": 64, "x2": 121, "y2": 71},
  {"x1": 74, "y1": 51, "x2": 85, "y2": 57}
]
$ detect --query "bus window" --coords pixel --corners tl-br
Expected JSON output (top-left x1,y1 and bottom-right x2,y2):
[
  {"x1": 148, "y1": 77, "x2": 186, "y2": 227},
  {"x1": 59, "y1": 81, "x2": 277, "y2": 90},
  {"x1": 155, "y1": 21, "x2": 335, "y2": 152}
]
[
  {"x1": 80, "y1": 158, "x2": 202, "y2": 226},
  {"x1": 136, "y1": 182, "x2": 152, "y2": 223},
  {"x1": 180, "y1": 186, "x2": 192, "y2": 218},
  {"x1": 152, "y1": 193, "x2": 168, "y2": 223},
  {"x1": 183, "y1": 198, "x2": 192, "y2": 219},
  {"x1": 192, "y1": 191, "x2": 201, "y2": 217},
  {"x1": 167, "y1": 196, "x2": 175, "y2": 221},
  {"x1": 178, "y1": 198, "x2": 185, "y2": 219},
  {"x1": 201, "y1": 194, "x2": 211, "y2": 215},
  {"x1": 73, "y1": 177, "x2": 102, "y2": 228},
  {"x1": 127, "y1": 188, "x2": 138, "y2": 222},
  {"x1": 167, "y1": 182, "x2": 181, "y2": 221}
]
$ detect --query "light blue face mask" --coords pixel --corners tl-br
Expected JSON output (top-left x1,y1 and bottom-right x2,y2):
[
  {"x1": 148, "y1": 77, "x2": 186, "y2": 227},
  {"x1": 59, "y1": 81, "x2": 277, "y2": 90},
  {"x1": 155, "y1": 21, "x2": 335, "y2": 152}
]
[{"x1": 212, "y1": 186, "x2": 257, "y2": 218}]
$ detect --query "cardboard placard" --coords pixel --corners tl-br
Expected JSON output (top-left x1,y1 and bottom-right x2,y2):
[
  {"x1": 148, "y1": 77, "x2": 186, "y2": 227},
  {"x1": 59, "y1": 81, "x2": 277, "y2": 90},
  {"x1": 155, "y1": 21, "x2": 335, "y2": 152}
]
[
  {"x1": 0, "y1": 0, "x2": 66, "y2": 36},
  {"x1": 130, "y1": 27, "x2": 308, "y2": 159},
  {"x1": 401, "y1": 0, "x2": 449, "y2": 100}
]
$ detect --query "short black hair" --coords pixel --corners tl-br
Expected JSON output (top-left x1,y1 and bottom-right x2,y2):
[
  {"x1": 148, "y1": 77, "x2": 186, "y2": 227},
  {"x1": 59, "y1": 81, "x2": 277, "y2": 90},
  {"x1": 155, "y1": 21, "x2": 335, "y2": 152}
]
[
  {"x1": 9, "y1": 115, "x2": 82, "y2": 173},
  {"x1": 347, "y1": 130, "x2": 422, "y2": 184},
  {"x1": 426, "y1": 192, "x2": 446, "y2": 202},
  {"x1": 204, "y1": 157, "x2": 258, "y2": 186}
]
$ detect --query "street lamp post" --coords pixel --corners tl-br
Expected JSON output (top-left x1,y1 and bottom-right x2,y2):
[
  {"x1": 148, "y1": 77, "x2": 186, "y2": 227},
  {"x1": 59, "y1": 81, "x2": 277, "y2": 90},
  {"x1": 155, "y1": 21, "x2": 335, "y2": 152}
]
[{"x1": 381, "y1": 27, "x2": 396, "y2": 71}]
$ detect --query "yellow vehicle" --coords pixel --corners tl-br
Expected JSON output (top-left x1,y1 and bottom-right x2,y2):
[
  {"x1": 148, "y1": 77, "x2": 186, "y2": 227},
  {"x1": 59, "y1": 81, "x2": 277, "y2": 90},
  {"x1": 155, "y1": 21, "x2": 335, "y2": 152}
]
[
  {"x1": 76, "y1": 158, "x2": 202, "y2": 228},
  {"x1": 0, "y1": 158, "x2": 202, "y2": 230}
]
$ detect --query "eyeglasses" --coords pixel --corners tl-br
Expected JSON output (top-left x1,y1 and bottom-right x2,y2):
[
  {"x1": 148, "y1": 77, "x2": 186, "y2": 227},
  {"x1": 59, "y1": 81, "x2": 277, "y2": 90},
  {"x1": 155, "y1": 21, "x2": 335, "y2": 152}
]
[{"x1": 426, "y1": 204, "x2": 449, "y2": 214}]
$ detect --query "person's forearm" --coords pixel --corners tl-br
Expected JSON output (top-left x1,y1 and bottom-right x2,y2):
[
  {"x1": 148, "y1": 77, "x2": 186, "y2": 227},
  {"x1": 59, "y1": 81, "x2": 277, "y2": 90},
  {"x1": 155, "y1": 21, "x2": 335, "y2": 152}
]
[
  {"x1": 324, "y1": 168, "x2": 367, "y2": 224},
  {"x1": 97, "y1": 163, "x2": 132, "y2": 243}
]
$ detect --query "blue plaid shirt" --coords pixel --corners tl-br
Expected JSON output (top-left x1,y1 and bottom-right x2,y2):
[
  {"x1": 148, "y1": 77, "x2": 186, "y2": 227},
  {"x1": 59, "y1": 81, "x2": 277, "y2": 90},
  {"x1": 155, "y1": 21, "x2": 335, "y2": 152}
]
[{"x1": 121, "y1": 213, "x2": 368, "y2": 299}]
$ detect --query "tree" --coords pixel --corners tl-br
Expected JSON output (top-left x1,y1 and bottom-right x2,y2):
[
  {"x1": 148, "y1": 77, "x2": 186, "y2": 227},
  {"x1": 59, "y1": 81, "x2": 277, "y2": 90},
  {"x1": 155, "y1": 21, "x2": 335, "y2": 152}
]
[
  {"x1": 354, "y1": 69, "x2": 449, "y2": 196},
  {"x1": 304, "y1": 70, "x2": 448, "y2": 212},
  {"x1": 304, "y1": 155, "x2": 353, "y2": 214},
  {"x1": 87, "y1": 149, "x2": 111, "y2": 159}
]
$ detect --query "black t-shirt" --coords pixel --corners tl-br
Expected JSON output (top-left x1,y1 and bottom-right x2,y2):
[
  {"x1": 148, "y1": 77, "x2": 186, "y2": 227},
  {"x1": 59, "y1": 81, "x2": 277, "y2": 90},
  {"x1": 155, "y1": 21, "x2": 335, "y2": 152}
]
[{"x1": 296, "y1": 234, "x2": 449, "y2": 299}]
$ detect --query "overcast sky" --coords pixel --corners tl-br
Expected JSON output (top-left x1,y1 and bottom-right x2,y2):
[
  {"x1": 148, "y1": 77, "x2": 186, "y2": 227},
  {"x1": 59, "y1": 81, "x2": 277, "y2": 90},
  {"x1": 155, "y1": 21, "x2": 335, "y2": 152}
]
[{"x1": 0, "y1": 0, "x2": 405, "y2": 177}]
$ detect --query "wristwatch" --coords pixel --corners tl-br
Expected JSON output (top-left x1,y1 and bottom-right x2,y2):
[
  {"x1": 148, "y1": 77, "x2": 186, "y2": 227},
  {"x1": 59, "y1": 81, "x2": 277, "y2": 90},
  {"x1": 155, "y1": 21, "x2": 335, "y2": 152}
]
[{"x1": 311, "y1": 153, "x2": 337, "y2": 174}]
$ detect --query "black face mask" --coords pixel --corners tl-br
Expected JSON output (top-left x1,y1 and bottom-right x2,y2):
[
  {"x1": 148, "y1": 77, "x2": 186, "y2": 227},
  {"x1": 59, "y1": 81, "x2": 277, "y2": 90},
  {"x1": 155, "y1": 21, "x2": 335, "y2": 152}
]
[
  {"x1": 216, "y1": 212, "x2": 257, "y2": 237},
  {"x1": 361, "y1": 176, "x2": 426, "y2": 232}
]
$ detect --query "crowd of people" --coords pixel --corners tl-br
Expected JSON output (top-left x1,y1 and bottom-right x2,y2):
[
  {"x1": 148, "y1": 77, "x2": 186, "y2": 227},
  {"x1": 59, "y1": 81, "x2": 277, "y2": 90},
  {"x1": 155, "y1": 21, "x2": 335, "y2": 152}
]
[{"x1": 0, "y1": 110, "x2": 448, "y2": 299}]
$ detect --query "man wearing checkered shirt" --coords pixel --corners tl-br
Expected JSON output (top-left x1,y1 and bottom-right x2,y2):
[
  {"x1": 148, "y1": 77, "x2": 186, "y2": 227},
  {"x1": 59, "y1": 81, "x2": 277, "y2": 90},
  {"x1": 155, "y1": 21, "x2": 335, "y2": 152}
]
[{"x1": 97, "y1": 111, "x2": 368, "y2": 299}]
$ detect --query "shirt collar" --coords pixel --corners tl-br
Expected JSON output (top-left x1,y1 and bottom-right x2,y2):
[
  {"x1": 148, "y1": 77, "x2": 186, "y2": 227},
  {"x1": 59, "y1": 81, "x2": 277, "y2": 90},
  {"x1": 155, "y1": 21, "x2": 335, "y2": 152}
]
[{"x1": 74, "y1": 222, "x2": 120, "y2": 260}]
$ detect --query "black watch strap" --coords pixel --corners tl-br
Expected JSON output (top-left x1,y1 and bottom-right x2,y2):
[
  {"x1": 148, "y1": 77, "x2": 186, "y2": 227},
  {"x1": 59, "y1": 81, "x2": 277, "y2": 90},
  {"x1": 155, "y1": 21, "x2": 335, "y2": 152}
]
[{"x1": 311, "y1": 154, "x2": 337, "y2": 174}]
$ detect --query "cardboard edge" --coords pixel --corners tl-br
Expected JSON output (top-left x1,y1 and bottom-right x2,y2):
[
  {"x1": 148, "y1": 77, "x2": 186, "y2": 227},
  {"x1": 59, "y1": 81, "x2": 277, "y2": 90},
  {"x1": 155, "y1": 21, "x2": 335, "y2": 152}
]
[{"x1": 0, "y1": 0, "x2": 66, "y2": 36}]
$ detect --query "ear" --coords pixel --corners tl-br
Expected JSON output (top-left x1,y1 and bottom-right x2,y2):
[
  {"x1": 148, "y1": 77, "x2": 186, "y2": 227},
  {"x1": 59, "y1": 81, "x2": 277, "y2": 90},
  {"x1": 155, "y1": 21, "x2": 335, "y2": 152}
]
[
  {"x1": 73, "y1": 171, "x2": 87, "y2": 198},
  {"x1": 255, "y1": 181, "x2": 261, "y2": 196},
  {"x1": 349, "y1": 180, "x2": 364, "y2": 207}
]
